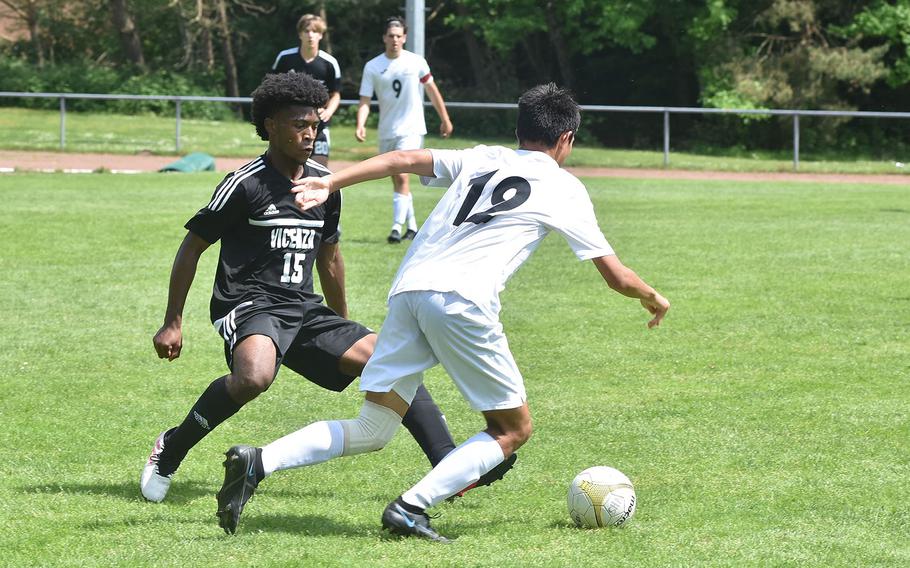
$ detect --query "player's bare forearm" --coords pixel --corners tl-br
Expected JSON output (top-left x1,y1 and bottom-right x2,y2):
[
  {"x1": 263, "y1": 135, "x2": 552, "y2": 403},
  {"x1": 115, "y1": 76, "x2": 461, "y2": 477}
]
[
  {"x1": 425, "y1": 82, "x2": 453, "y2": 137},
  {"x1": 155, "y1": 231, "x2": 209, "y2": 360},
  {"x1": 316, "y1": 243, "x2": 348, "y2": 319},
  {"x1": 592, "y1": 255, "x2": 669, "y2": 328},
  {"x1": 293, "y1": 151, "x2": 435, "y2": 210},
  {"x1": 163, "y1": 232, "x2": 209, "y2": 324},
  {"x1": 306, "y1": 150, "x2": 435, "y2": 193},
  {"x1": 355, "y1": 98, "x2": 371, "y2": 142},
  {"x1": 321, "y1": 92, "x2": 341, "y2": 122}
]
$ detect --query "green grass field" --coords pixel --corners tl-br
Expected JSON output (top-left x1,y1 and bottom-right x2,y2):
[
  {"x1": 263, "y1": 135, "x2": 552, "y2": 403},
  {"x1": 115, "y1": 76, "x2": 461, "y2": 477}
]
[
  {"x1": 0, "y1": 171, "x2": 907, "y2": 566},
  {"x1": 2, "y1": 106, "x2": 910, "y2": 174}
]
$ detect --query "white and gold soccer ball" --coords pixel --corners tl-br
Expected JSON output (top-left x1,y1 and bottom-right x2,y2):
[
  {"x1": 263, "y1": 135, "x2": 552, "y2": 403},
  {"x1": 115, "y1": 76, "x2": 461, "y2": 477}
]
[{"x1": 567, "y1": 466, "x2": 637, "y2": 528}]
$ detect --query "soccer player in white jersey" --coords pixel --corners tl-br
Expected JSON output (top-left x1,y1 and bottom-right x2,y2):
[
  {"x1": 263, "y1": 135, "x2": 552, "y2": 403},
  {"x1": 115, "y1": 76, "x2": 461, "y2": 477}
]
[
  {"x1": 216, "y1": 83, "x2": 670, "y2": 541},
  {"x1": 356, "y1": 16, "x2": 453, "y2": 244}
]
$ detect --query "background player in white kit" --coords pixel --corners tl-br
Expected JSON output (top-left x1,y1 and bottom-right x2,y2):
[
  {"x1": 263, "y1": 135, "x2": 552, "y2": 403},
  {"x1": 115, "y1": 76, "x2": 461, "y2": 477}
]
[
  {"x1": 271, "y1": 14, "x2": 341, "y2": 167},
  {"x1": 356, "y1": 16, "x2": 453, "y2": 243},
  {"x1": 217, "y1": 83, "x2": 670, "y2": 541}
]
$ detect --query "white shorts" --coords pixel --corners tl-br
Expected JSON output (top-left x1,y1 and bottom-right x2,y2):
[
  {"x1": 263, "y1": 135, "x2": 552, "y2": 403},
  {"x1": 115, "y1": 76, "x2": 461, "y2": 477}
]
[
  {"x1": 360, "y1": 290, "x2": 526, "y2": 411},
  {"x1": 379, "y1": 135, "x2": 424, "y2": 154}
]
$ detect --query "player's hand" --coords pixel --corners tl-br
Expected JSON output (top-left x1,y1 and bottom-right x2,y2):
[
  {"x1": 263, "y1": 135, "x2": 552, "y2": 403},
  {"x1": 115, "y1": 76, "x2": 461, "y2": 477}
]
[
  {"x1": 440, "y1": 118, "x2": 453, "y2": 138},
  {"x1": 355, "y1": 125, "x2": 366, "y2": 142},
  {"x1": 640, "y1": 293, "x2": 670, "y2": 329},
  {"x1": 153, "y1": 323, "x2": 183, "y2": 361},
  {"x1": 318, "y1": 108, "x2": 333, "y2": 122},
  {"x1": 291, "y1": 176, "x2": 331, "y2": 210}
]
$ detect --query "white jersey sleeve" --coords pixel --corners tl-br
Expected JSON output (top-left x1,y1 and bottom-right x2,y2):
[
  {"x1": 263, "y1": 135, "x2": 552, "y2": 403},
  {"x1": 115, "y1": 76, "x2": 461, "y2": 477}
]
[
  {"x1": 358, "y1": 60, "x2": 376, "y2": 99},
  {"x1": 419, "y1": 148, "x2": 467, "y2": 188},
  {"x1": 543, "y1": 176, "x2": 615, "y2": 261},
  {"x1": 417, "y1": 55, "x2": 432, "y2": 82}
]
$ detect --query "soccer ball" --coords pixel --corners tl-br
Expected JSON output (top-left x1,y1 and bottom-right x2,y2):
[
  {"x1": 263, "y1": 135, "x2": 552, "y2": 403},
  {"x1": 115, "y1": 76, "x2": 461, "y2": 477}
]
[{"x1": 567, "y1": 466, "x2": 637, "y2": 528}]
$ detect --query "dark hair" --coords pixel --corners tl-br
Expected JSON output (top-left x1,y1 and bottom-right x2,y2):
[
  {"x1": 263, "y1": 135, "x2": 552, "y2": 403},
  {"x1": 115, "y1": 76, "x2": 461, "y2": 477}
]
[
  {"x1": 384, "y1": 16, "x2": 407, "y2": 34},
  {"x1": 251, "y1": 73, "x2": 328, "y2": 141},
  {"x1": 515, "y1": 83, "x2": 581, "y2": 147}
]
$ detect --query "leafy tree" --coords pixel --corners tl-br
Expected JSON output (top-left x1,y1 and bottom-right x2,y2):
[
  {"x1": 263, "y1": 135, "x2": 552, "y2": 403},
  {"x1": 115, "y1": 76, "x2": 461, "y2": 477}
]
[
  {"x1": 109, "y1": 0, "x2": 146, "y2": 69},
  {"x1": 445, "y1": 0, "x2": 660, "y2": 89},
  {"x1": 696, "y1": 0, "x2": 888, "y2": 111},
  {"x1": 837, "y1": 0, "x2": 910, "y2": 88}
]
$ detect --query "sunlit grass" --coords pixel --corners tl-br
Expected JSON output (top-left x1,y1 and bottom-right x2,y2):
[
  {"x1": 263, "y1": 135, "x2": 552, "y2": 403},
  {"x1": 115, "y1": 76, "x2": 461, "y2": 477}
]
[{"x1": 0, "y1": 171, "x2": 907, "y2": 566}]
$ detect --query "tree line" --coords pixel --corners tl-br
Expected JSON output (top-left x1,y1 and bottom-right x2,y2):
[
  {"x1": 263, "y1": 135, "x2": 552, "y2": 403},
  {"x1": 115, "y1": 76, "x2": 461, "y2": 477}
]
[{"x1": 2, "y1": 0, "x2": 909, "y2": 154}]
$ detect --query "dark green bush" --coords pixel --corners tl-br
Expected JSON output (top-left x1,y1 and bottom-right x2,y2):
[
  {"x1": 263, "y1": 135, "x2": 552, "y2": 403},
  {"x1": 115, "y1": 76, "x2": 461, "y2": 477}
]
[{"x1": 0, "y1": 60, "x2": 232, "y2": 120}]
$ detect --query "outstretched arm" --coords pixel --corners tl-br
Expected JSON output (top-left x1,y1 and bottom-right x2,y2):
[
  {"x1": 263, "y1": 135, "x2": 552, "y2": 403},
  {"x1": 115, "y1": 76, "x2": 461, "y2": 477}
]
[
  {"x1": 424, "y1": 80, "x2": 453, "y2": 138},
  {"x1": 293, "y1": 149, "x2": 435, "y2": 210},
  {"x1": 593, "y1": 255, "x2": 669, "y2": 328},
  {"x1": 152, "y1": 231, "x2": 211, "y2": 360},
  {"x1": 316, "y1": 241, "x2": 348, "y2": 319}
]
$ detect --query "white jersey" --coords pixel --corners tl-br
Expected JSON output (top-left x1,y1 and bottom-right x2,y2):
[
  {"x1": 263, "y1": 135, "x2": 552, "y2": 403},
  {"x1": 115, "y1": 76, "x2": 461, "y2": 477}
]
[
  {"x1": 359, "y1": 50, "x2": 432, "y2": 139},
  {"x1": 388, "y1": 145, "x2": 615, "y2": 311}
]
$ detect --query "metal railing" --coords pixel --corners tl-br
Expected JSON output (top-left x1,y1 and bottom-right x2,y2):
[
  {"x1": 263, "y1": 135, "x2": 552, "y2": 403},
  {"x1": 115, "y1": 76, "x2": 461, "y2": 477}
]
[{"x1": 3, "y1": 91, "x2": 910, "y2": 170}]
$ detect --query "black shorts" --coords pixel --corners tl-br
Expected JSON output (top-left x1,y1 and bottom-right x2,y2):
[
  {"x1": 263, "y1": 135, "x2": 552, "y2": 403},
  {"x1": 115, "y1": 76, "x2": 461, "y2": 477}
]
[
  {"x1": 214, "y1": 299, "x2": 372, "y2": 392},
  {"x1": 313, "y1": 128, "x2": 330, "y2": 159}
]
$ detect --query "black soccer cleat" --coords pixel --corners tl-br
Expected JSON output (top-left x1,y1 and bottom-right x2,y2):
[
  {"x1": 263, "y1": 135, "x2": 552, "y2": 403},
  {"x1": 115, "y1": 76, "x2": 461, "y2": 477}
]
[
  {"x1": 449, "y1": 453, "x2": 518, "y2": 500},
  {"x1": 403, "y1": 229, "x2": 417, "y2": 240},
  {"x1": 381, "y1": 498, "x2": 450, "y2": 543},
  {"x1": 387, "y1": 229, "x2": 402, "y2": 244},
  {"x1": 477, "y1": 452, "x2": 518, "y2": 488},
  {"x1": 215, "y1": 445, "x2": 260, "y2": 535}
]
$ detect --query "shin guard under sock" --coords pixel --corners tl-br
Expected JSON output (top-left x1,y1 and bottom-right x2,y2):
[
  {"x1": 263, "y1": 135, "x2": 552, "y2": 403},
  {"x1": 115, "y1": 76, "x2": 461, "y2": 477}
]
[{"x1": 401, "y1": 384, "x2": 457, "y2": 467}]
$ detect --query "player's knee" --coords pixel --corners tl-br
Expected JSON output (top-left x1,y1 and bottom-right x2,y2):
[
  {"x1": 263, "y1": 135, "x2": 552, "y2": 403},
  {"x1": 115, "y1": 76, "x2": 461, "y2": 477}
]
[
  {"x1": 508, "y1": 421, "x2": 533, "y2": 451},
  {"x1": 340, "y1": 401, "x2": 402, "y2": 456},
  {"x1": 338, "y1": 334, "x2": 375, "y2": 377},
  {"x1": 488, "y1": 417, "x2": 532, "y2": 454},
  {"x1": 227, "y1": 370, "x2": 275, "y2": 402}
]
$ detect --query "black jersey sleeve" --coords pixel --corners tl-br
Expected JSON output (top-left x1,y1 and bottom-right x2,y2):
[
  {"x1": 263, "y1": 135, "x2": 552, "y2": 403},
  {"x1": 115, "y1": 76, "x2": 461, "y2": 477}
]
[
  {"x1": 321, "y1": 191, "x2": 342, "y2": 244},
  {"x1": 184, "y1": 173, "x2": 250, "y2": 243},
  {"x1": 272, "y1": 57, "x2": 290, "y2": 74},
  {"x1": 323, "y1": 59, "x2": 340, "y2": 93}
]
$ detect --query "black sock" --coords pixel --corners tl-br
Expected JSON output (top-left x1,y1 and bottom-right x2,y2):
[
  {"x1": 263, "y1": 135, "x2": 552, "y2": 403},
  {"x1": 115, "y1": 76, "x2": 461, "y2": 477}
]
[
  {"x1": 158, "y1": 376, "x2": 243, "y2": 476},
  {"x1": 401, "y1": 384, "x2": 457, "y2": 467},
  {"x1": 397, "y1": 495, "x2": 425, "y2": 515}
]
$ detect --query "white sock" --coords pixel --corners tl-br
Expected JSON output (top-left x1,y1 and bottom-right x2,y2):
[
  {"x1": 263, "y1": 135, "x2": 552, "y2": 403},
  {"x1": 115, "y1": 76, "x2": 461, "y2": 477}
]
[
  {"x1": 392, "y1": 193, "x2": 410, "y2": 227},
  {"x1": 260, "y1": 420, "x2": 344, "y2": 476},
  {"x1": 406, "y1": 198, "x2": 418, "y2": 232},
  {"x1": 401, "y1": 431, "x2": 505, "y2": 509}
]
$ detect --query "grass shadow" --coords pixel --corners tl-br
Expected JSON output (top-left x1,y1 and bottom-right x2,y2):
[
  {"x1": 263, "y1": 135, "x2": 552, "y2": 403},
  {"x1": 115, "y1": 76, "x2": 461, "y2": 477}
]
[
  {"x1": 237, "y1": 513, "x2": 374, "y2": 537},
  {"x1": 237, "y1": 512, "x2": 466, "y2": 542},
  {"x1": 21, "y1": 480, "x2": 213, "y2": 504}
]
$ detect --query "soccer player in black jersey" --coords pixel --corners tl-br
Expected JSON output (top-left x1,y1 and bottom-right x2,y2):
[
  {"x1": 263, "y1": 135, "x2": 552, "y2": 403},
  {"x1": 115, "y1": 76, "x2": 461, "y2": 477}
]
[
  {"x1": 271, "y1": 14, "x2": 341, "y2": 167},
  {"x1": 140, "y1": 73, "x2": 474, "y2": 505}
]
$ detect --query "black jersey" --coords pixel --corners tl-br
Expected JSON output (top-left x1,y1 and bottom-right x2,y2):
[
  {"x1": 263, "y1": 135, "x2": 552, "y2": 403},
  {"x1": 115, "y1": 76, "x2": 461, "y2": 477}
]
[{"x1": 185, "y1": 155, "x2": 340, "y2": 321}]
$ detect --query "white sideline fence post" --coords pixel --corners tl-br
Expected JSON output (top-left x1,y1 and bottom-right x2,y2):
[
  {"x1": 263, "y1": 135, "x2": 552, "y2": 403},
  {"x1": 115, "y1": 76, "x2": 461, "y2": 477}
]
[
  {"x1": 59, "y1": 97, "x2": 66, "y2": 150},
  {"x1": 175, "y1": 99, "x2": 182, "y2": 154}
]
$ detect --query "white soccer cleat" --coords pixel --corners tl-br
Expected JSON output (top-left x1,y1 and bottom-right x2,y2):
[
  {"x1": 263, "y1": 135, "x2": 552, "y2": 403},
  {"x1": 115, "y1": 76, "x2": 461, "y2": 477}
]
[{"x1": 140, "y1": 431, "x2": 173, "y2": 502}]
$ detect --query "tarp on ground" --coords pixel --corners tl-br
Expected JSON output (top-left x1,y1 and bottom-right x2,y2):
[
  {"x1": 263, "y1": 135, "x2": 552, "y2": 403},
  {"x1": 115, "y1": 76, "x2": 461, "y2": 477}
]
[{"x1": 159, "y1": 152, "x2": 215, "y2": 173}]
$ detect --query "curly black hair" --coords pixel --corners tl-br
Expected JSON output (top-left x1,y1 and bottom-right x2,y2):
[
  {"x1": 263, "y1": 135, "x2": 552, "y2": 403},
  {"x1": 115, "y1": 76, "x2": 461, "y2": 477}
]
[{"x1": 251, "y1": 72, "x2": 329, "y2": 141}]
